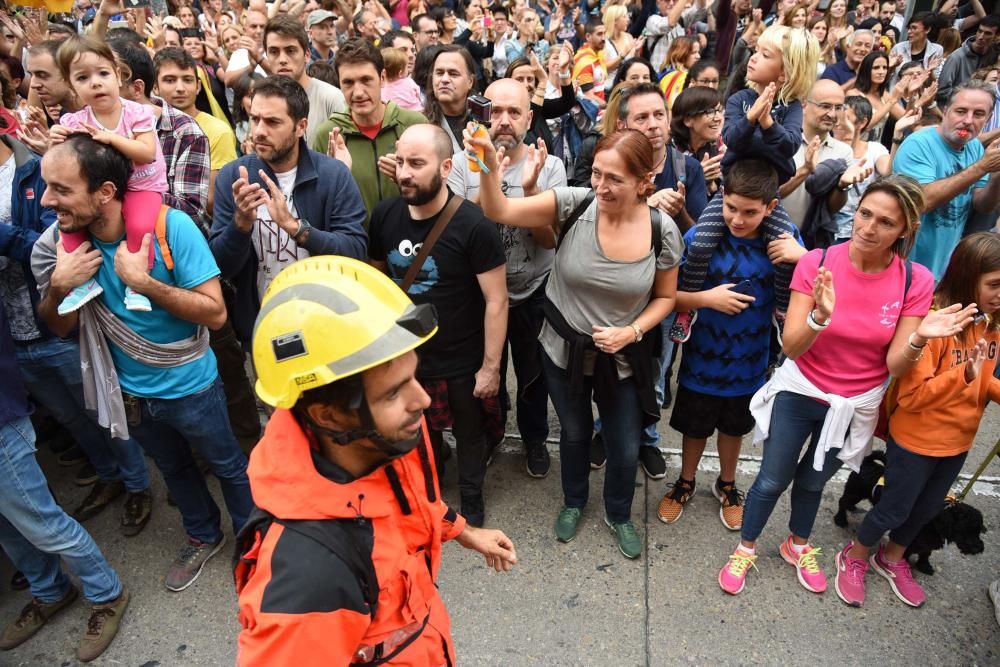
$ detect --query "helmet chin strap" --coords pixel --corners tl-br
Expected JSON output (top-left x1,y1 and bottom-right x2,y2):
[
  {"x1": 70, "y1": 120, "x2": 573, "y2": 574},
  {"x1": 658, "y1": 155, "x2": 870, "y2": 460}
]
[{"x1": 300, "y1": 401, "x2": 423, "y2": 459}]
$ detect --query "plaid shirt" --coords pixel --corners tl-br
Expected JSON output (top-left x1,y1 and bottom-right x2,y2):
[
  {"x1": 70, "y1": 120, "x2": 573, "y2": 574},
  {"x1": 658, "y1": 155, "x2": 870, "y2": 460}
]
[{"x1": 157, "y1": 103, "x2": 211, "y2": 234}]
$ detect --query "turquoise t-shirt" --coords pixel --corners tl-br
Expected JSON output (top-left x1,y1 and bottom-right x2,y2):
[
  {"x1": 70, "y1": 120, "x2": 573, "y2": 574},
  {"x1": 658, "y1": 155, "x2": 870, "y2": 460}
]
[
  {"x1": 91, "y1": 208, "x2": 221, "y2": 399},
  {"x1": 893, "y1": 127, "x2": 987, "y2": 282}
]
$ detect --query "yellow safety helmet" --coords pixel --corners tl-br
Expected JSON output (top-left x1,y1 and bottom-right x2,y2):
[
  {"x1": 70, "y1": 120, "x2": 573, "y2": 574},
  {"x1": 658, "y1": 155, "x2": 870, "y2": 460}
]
[{"x1": 252, "y1": 256, "x2": 438, "y2": 409}]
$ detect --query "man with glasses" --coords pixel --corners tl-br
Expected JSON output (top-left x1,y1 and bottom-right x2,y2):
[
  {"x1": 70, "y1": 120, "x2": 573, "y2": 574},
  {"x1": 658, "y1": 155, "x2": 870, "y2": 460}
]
[
  {"x1": 353, "y1": 9, "x2": 380, "y2": 44},
  {"x1": 937, "y1": 15, "x2": 1000, "y2": 106},
  {"x1": 412, "y1": 13, "x2": 442, "y2": 53},
  {"x1": 778, "y1": 80, "x2": 866, "y2": 228}
]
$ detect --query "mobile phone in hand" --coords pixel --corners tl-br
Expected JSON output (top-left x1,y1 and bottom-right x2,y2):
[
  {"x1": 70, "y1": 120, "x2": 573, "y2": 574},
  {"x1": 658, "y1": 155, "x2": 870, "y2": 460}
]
[{"x1": 731, "y1": 279, "x2": 754, "y2": 296}]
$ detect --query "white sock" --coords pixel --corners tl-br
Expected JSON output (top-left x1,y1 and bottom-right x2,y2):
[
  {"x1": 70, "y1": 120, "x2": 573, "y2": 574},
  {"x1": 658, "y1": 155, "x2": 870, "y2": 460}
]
[
  {"x1": 736, "y1": 543, "x2": 755, "y2": 556},
  {"x1": 789, "y1": 540, "x2": 808, "y2": 555}
]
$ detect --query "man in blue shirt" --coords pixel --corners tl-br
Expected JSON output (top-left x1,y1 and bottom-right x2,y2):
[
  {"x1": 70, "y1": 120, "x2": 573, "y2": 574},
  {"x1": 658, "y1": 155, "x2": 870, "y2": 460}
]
[
  {"x1": 34, "y1": 135, "x2": 253, "y2": 594},
  {"x1": 820, "y1": 29, "x2": 875, "y2": 88},
  {"x1": 893, "y1": 81, "x2": 1000, "y2": 281}
]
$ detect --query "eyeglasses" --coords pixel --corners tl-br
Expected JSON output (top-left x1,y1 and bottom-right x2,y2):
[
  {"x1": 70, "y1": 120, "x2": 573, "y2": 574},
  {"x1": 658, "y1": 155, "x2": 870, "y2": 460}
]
[
  {"x1": 421, "y1": 28, "x2": 441, "y2": 35},
  {"x1": 808, "y1": 101, "x2": 846, "y2": 113},
  {"x1": 693, "y1": 78, "x2": 719, "y2": 86},
  {"x1": 691, "y1": 106, "x2": 724, "y2": 117}
]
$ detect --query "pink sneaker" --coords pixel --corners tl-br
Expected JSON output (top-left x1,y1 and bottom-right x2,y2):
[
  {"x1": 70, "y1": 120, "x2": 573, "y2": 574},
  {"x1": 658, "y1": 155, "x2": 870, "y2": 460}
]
[
  {"x1": 719, "y1": 547, "x2": 757, "y2": 595},
  {"x1": 834, "y1": 543, "x2": 869, "y2": 607},
  {"x1": 669, "y1": 310, "x2": 698, "y2": 343},
  {"x1": 870, "y1": 545, "x2": 926, "y2": 607},
  {"x1": 778, "y1": 536, "x2": 827, "y2": 593}
]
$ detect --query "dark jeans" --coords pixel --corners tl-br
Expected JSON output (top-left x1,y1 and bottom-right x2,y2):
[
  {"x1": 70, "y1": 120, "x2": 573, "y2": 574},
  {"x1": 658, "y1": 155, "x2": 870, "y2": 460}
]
[
  {"x1": 857, "y1": 437, "x2": 967, "y2": 548},
  {"x1": 428, "y1": 374, "x2": 489, "y2": 500},
  {"x1": 209, "y1": 320, "x2": 261, "y2": 456},
  {"x1": 741, "y1": 391, "x2": 844, "y2": 542},
  {"x1": 130, "y1": 378, "x2": 253, "y2": 544},
  {"x1": 499, "y1": 286, "x2": 549, "y2": 447},
  {"x1": 543, "y1": 351, "x2": 642, "y2": 523}
]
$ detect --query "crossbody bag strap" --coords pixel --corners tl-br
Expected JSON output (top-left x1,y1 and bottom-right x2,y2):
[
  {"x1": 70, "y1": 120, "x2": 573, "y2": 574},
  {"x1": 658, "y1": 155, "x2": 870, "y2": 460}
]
[{"x1": 400, "y1": 195, "x2": 464, "y2": 292}]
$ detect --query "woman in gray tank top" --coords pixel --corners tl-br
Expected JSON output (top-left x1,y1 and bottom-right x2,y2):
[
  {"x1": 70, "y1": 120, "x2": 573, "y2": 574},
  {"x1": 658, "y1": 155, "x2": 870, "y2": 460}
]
[{"x1": 468, "y1": 125, "x2": 684, "y2": 559}]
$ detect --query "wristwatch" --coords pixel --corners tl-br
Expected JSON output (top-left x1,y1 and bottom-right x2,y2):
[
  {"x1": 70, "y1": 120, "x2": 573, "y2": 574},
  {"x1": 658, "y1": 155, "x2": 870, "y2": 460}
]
[
  {"x1": 630, "y1": 321, "x2": 643, "y2": 342},
  {"x1": 292, "y1": 218, "x2": 311, "y2": 242}
]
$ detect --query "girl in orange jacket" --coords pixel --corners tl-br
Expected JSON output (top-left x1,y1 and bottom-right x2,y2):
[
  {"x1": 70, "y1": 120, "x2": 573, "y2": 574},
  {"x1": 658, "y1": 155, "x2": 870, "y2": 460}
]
[{"x1": 835, "y1": 232, "x2": 1000, "y2": 609}]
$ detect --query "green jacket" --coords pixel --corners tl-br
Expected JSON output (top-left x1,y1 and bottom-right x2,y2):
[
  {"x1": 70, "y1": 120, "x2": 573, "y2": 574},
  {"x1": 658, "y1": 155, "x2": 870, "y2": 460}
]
[{"x1": 312, "y1": 101, "x2": 427, "y2": 228}]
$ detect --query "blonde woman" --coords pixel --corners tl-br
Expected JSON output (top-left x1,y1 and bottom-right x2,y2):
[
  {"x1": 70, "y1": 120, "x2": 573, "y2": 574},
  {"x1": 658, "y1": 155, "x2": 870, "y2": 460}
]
[{"x1": 603, "y1": 5, "x2": 637, "y2": 93}]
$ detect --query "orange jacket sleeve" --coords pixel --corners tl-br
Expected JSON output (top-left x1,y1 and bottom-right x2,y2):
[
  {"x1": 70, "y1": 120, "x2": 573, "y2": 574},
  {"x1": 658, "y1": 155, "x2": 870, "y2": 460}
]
[
  {"x1": 893, "y1": 338, "x2": 976, "y2": 413},
  {"x1": 440, "y1": 503, "x2": 467, "y2": 542}
]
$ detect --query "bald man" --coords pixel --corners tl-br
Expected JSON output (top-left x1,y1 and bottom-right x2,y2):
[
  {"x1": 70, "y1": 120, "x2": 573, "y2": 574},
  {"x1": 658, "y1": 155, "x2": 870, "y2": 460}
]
[
  {"x1": 447, "y1": 79, "x2": 566, "y2": 479},
  {"x1": 368, "y1": 124, "x2": 508, "y2": 528},
  {"x1": 778, "y1": 79, "x2": 867, "y2": 227}
]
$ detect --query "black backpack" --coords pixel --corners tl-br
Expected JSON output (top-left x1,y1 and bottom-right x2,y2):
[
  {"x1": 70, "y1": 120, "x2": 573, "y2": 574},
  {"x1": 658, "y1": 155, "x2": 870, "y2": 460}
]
[{"x1": 557, "y1": 191, "x2": 664, "y2": 258}]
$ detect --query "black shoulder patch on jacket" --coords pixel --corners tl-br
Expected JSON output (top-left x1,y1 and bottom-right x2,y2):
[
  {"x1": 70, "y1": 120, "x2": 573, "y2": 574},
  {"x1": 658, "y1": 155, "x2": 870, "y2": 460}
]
[{"x1": 261, "y1": 524, "x2": 372, "y2": 616}]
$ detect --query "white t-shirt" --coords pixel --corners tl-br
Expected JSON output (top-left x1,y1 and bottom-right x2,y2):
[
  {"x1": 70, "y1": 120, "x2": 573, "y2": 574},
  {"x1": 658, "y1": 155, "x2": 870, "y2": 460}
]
[
  {"x1": 783, "y1": 135, "x2": 854, "y2": 228},
  {"x1": 251, "y1": 168, "x2": 308, "y2": 298},
  {"x1": 305, "y1": 78, "x2": 346, "y2": 147},
  {"x1": 834, "y1": 141, "x2": 890, "y2": 239},
  {"x1": 226, "y1": 49, "x2": 267, "y2": 77}
]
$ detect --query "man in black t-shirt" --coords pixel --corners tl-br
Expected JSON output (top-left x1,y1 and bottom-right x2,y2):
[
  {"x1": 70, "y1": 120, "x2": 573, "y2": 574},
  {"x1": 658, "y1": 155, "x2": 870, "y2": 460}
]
[{"x1": 369, "y1": 124, "x2": 508, "y2": 527}]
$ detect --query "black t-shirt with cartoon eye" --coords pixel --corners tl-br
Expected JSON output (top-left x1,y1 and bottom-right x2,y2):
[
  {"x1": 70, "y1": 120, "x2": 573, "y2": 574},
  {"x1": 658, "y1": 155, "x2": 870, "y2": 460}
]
[{"x1": 369, "y1": 190, "x2": 506, "y2": 380}]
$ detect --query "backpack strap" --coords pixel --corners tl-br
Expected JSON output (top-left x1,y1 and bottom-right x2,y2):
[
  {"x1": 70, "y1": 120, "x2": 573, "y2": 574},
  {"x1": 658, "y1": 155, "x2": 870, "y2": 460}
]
[
  {"x1": 670, "y1": 146, "x2": 688, "y2": 186},
  {"x1": 556, "y1": 190, "x2": 596, "y2": 250},
  {"x1": 650, "y1": 207, "x2": 663, "y2": 259},
  {"x1": 903, "y1": 259, "x2": 912, "y2": 300},
  {"x1": 154, "y1": 205, "x2": 173, "y2": 270}
]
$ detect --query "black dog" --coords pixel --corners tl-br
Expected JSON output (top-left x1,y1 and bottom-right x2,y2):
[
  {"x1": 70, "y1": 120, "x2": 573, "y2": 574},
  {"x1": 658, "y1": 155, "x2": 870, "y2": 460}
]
[{"x1": 834, "y1": 451, "x2": 986, "y2": 574}]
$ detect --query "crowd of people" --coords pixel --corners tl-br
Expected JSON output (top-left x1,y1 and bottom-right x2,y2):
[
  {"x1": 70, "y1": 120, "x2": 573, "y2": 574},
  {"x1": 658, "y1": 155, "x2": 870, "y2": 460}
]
[{"x1": 0, "y1": 0, "x2": 999, "y2": 662}]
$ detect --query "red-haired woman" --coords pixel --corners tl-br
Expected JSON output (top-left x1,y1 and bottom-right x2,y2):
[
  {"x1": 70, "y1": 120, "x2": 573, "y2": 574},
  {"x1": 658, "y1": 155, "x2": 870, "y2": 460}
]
[{"x1": 467, "y1": 126, "x2": 683, "y2": 560}]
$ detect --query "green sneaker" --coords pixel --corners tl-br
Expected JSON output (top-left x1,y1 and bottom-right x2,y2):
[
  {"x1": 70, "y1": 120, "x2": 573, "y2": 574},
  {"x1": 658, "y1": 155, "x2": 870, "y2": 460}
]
[
  {"x1": 605, "y1": 517, "x2": 642, "y2": 559},
  {"x1": 554, "y1": 506, "x2": 582, "y2": 543}
]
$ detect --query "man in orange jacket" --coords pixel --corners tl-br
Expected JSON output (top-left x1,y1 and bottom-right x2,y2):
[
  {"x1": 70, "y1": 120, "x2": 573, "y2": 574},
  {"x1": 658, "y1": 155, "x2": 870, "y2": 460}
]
[{"x1": 234, "y1": 256, "x2": 517, "y2": 666}]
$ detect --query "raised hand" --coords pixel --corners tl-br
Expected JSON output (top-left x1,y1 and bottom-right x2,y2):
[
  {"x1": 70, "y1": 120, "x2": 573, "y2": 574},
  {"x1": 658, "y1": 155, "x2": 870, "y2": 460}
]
[
  {"x1": 965, "y1": 337, "x2": 988, "y2": 383},
  {"x1": 701, "y1": 152, "x2": 723, "y2": 182},
  {"x1": 804, "y1": 135, "x2": 821, "y2": 173},
  {"x1": 326, "y1": 127, "x2": 352, "y2": 169},
  {"x1": 915, "y1": 302, "x2": 978, "y2": 341},
  {"x1": 747, "y1": 82, "x2": 775, "y2": 126},
  {"x1": 812, "y1": 266, "x2": 835, "y2": 320},
  {"x1": 839, "y1": 158, "x2": 872, "y2": 189},
  {"x1": 232, "y1": 165, "x2": 267, "y2": 232},
  {"x1": 521, "y1": 139, "x2": 548, "y2": 194}
]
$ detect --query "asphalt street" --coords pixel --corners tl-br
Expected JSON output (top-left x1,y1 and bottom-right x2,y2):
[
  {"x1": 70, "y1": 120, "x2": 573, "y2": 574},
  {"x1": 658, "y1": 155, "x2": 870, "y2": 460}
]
[{"x1": 2, "y1": 382, "x2": 999, "y2": 666}]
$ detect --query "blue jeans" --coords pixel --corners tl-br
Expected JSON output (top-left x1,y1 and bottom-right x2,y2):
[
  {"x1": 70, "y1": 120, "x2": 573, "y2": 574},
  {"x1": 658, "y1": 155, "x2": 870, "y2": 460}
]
[
  {"x1": 0, "y1": 416, "x2": 122, "y2": 603},
  {"x1": 741, "y1": 391, "x2": 844, "y2": 542},
  {"x1": 15, "y1": 337, "x2": 149, "y2": 492},
  {"x1": 130, "y1": 378, "x2": 252, "y2": 544},
  {"x1": 594, "y1": 316, "x2": 674, "y2": 448},
  {"x1": 543, "y1": 352, "x2": 642, "y2": 523},
  {"x1": 857, "y1": 436, "x2": 967, "y2": 548}
]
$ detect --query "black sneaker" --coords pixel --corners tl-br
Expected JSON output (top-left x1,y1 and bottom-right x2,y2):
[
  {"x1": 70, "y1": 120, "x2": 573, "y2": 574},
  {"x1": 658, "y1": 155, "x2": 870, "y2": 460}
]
[
  {"x1": 57, "y1": 445, "x2": 86, "y2": 467},
  {"x1": 639, "y1": 446, "x2": 667, "y2": 480},
  {"x1": 120, "y1": 489, "x2": 153, "y2": 537},
  {"x1": 525, "y1": 442, "x2": 550, "y2": 478},
  {"x1": 164, "y1": 536, "x2": 225, "y2": 592},
  {"x1": 72, "y1": 480, "x2": 125, "y2": 522},
  {"x1": 74, "y1": 462, "x2": 98, "y2": 487},
  {"x1": 590, "y1": 433, "x2": 606, "y2": 470},
  {"x1": 461, "y1": 494, "x2": 485, "y2": 528}
]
